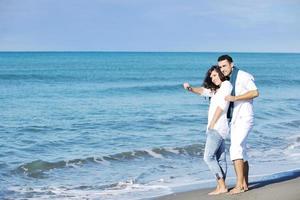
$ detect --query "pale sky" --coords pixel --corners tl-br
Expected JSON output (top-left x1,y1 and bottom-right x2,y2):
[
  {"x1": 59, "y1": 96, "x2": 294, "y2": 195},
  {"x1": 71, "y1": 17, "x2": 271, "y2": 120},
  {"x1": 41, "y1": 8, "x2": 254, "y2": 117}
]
[{"x1": 0, "y1": 0, "x2": 299, "y2": 52}]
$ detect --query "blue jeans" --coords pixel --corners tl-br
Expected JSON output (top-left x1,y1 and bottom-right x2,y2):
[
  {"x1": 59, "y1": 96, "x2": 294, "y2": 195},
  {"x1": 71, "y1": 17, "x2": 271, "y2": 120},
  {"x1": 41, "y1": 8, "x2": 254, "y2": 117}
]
[{"x1": 203, "y1": 129, "x2": 227, "y2": 180}]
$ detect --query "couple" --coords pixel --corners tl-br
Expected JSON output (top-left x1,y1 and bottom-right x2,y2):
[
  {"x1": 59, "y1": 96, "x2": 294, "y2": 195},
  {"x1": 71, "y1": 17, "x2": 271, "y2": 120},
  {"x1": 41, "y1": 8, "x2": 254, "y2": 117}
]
[{"x1": 183, "y1": 55, "x2": 259, "y2": 195}]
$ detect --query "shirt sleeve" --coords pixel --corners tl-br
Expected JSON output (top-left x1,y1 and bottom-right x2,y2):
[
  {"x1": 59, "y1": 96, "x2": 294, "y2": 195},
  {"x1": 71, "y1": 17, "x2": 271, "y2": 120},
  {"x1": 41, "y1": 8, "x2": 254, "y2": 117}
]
[
  {"x1": 217, "y1": 81, "x2": 233, "y2": 110},
  {"x1": 245, "y1": 74, "x2": 258, "y2": 91},
  {"x1": 202, "y1": 88, "x2": 213, "y2": 97}
]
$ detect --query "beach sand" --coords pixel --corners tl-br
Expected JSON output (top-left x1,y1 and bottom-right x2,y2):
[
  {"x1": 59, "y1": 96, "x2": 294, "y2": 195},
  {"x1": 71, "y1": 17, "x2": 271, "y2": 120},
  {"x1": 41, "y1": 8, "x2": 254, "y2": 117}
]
[{"x1": 154, "y1": 176, "x2": 300, "y2": 200}]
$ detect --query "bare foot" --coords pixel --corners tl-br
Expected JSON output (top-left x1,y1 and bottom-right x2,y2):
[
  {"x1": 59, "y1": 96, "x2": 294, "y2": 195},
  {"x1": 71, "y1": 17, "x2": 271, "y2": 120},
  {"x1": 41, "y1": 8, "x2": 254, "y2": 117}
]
[
  {"x1": 229, "y1": 187, "x2": 245, "y2": 195},
  {"x1": 208, "y1": 188, "x2": 228, "y2": 195},
  {"x1": 243, "y1": 184, "x2": 249, "y2": 191}
]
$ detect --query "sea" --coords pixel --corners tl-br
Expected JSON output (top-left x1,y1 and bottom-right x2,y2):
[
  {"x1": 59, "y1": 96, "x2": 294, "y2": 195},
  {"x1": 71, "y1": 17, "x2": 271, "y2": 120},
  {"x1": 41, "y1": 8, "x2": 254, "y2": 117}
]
[{"x1": 1, "y1": 52, "x2": 300, "y2": 200}]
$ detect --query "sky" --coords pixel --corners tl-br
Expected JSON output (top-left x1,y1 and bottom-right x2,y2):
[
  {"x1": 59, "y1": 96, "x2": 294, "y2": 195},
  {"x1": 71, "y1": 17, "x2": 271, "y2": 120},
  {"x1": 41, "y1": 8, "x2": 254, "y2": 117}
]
[{"x1": 0, "y1": 0, "x2": 300, "y2": 52}]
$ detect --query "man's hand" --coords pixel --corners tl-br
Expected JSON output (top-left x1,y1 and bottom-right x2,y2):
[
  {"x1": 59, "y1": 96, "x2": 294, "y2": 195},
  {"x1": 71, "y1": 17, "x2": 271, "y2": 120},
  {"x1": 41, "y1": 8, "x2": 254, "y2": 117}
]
[
  {"x1": 225, "y1": 90, "x2": 259, "y2": 102},
  {"x1": 225, "y1": 95, "x2": 236, "y2": 102}
]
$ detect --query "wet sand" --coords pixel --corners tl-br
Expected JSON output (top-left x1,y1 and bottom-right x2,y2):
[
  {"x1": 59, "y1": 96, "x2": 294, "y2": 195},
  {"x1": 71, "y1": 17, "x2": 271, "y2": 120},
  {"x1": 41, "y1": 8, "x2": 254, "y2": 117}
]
[{"x1": 154, "y1": 176, "x2": 300, "y2": 200}]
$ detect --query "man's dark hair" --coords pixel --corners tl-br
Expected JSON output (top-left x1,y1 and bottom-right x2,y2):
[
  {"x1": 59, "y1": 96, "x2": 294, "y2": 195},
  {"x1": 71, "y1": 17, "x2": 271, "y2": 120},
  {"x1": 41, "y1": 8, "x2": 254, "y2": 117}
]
[{"x1": 217, "y1": 55, "x2": 233, "y2": 63}]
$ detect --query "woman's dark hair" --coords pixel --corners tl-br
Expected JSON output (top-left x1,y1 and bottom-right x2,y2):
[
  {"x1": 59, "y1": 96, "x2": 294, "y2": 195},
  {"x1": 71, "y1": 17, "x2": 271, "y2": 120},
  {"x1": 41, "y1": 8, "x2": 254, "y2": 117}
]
[{"x1": 202, "y1": 65, "x2": 228, "y2": 92}]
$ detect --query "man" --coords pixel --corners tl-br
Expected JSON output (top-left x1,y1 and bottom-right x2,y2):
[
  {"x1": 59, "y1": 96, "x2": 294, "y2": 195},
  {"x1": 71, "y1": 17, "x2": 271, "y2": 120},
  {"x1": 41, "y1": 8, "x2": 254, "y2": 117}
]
[{"x1": 218, "y1": 55, "x2": 259, "y2": 194}]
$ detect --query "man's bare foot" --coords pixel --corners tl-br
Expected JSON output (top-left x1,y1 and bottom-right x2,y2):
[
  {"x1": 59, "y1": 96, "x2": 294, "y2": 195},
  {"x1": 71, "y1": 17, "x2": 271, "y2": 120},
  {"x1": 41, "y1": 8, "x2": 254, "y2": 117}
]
[
  {"x1": 229, "y1": 186, "x2": 245, "y2": 195},
  {"x1": 243, "y1": 184, "x2": 249, "y2": 191},
  {"x1": 208, "y1": 187, "x2": 228, "y2": 195}
]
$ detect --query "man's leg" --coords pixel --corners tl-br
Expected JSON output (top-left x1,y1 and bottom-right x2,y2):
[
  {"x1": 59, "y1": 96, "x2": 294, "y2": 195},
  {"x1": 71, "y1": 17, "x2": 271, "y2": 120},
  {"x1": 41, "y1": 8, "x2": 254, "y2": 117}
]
[
  {"x1": 230, "y1": 119, "x2": 253, "y2": 194},
  {"x1": 230, "y1": 159, "x2": 244, "y2": 194},
  {"x1": 230, "y1": 135, "x2": 246, "y2": 194},
  {"x1": 243, "y1": 161, "x2": 249, "y2": 190}
]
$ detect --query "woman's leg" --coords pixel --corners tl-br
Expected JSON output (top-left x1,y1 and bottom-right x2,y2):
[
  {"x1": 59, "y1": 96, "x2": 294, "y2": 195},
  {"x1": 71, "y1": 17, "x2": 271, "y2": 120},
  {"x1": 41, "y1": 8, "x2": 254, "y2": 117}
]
[
  {"x1": 215, "y1": 139, "x2": 227, "y2": 193},
  {"x1": 216, "y1": 139, "x2": 227, "y2": 180},
  {"x1": 203, "y1": 130, "x2": 228, "y2": 195}
]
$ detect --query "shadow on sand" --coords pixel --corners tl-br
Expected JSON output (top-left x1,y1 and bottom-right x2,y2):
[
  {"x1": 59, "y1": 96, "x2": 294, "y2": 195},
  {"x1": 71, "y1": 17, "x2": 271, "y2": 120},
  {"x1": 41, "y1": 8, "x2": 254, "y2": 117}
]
[{"x1": 248, "y1": 169, "x2": 300, "y2": 190}]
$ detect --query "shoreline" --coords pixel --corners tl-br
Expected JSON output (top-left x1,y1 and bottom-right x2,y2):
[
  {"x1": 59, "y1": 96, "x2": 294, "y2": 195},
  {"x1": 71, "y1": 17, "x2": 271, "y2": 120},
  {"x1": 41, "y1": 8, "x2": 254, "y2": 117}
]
[{"x1": 152, "y1": 169, "x2": 300, "y2": 200}]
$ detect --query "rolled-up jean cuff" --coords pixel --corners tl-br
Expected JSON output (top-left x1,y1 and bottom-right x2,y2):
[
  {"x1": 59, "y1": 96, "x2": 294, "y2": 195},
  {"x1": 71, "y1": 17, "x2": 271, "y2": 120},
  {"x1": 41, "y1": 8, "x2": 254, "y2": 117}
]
[{"x1": 204, "y1": 129, "x2": 227, "y2": 179}]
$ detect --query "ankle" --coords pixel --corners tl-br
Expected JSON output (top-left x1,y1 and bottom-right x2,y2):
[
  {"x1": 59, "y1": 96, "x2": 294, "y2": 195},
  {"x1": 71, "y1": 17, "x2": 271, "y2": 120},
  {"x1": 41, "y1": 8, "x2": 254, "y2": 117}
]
[
  {"x1": 219, "y1": 186, "x2": 228, "y2": 191},
  {"x1": 235, "y1": 184, "x2": 244, "y2": 189}
]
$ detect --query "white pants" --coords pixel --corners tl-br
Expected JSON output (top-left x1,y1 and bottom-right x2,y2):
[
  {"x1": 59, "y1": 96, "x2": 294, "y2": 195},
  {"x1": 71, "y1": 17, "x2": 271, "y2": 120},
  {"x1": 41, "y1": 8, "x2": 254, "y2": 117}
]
[{"x1": 230, "y1": 116, "x2": 254, "y2": 161}]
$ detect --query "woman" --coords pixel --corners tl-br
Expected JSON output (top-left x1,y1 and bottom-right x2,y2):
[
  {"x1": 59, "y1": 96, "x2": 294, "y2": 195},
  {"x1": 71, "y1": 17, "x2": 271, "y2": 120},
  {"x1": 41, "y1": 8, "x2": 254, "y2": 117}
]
[{"x1": 183, "y1": 65, "x2": 232, "y2": 195}]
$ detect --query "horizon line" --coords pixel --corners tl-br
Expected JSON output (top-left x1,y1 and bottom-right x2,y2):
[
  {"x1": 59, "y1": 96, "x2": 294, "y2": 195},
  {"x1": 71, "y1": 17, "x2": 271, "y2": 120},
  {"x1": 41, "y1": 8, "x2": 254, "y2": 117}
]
[{"x1": 0, "y1": 50, "x2": 299, "y2": 54}]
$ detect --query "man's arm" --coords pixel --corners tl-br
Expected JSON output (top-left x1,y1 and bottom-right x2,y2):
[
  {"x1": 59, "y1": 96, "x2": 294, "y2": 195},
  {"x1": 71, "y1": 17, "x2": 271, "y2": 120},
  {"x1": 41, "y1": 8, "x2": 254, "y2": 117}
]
[{"x1": 225, "y1": 90, "x2": 259, "y2": 102}]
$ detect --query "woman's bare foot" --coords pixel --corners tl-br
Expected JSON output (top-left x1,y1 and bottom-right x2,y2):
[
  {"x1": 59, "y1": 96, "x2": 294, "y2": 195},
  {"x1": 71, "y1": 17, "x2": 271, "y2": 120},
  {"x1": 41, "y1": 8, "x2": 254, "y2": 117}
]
[{"x1": 208, "y1": 187, "x2": 228, "y2": 195}]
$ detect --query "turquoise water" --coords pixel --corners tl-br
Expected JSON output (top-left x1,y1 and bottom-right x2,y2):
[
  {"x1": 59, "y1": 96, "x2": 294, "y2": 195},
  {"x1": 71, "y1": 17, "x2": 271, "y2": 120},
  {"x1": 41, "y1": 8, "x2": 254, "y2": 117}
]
[{"x1": 1, "y1": 52, "x2": 300, "y2": 199}]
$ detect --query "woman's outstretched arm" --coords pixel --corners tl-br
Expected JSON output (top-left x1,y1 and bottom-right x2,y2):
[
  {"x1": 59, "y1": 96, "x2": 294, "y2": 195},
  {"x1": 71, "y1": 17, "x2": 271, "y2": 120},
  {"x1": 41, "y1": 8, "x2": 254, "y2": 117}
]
[{"x1": 183, "y1": 82, "x2": 211, "y2": 96}]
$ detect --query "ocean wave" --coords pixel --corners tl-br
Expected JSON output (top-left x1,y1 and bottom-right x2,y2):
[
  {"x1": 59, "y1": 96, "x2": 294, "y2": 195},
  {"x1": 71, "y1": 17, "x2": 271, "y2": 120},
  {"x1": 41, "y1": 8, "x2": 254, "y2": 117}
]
[
  {"x1": 0, "y1": 73, "x2": 198, "y2": 84},
  {"x1": 256, "y1": 79, "x2": 300, "y2": 86},
  {"x1": 280, "y1": 120, "x2": 300, "y2": 129},
  {"x1": 6, "y1": 179, "x2": 171, "y2": 200},
  {"x1": 101, "y1": 83, "x2": 184, "y2": 94},
  {"x1": 17, "y1": 125, "x2": 58, "y2": 133},
  {"x1": 15, "y1": 144, "x2": 205, "y2": 178},
  {"x1": 283, "y1": 134, "x2": 300, "y2": 160},
  {"x1": 7, "y1": 169, "x2": 300, "y2": 200},
  {"x1": 248, "y1": 132, "x2": 300, "y2": 163},
  {"x1": 0, "y1": 74, "x2": 76, "y2": 82}
]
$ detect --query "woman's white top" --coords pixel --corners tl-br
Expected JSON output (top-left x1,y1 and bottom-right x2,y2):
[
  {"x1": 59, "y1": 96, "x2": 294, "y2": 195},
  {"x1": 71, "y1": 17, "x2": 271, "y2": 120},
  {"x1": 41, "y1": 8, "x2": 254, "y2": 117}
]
[{"x1": 202, "y1": 80, "x2": 233, "y2": 139}]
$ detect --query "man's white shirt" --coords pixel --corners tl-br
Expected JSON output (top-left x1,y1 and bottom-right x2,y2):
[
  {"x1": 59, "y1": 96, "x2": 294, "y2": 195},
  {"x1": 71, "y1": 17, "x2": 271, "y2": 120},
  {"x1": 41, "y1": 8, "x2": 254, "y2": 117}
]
[{"x1": 231, "y1": 70, "x2": 257, "y2": 124}]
